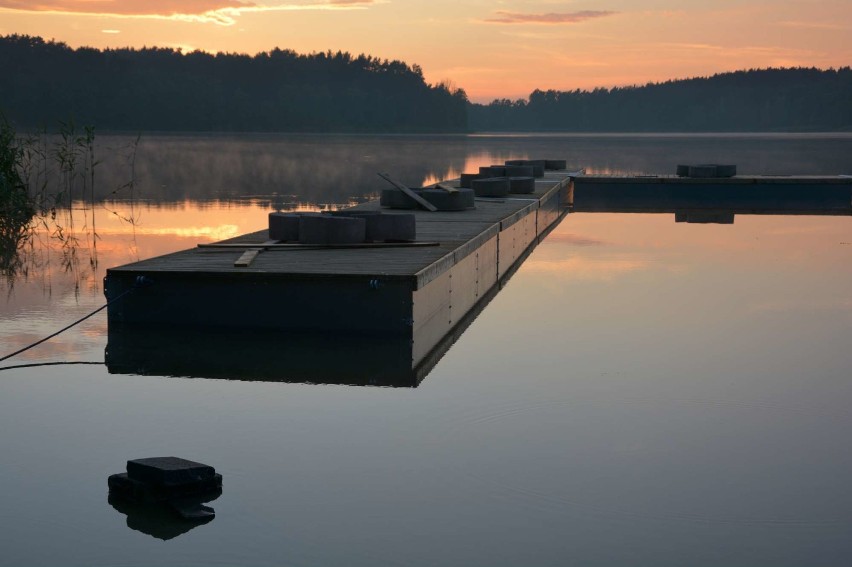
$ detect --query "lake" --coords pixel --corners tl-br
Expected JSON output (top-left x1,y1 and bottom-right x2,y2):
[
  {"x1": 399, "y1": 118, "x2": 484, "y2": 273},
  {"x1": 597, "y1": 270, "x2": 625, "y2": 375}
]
[{"x1": 1, "y1": 133, "x2": 851, "y2": 566}]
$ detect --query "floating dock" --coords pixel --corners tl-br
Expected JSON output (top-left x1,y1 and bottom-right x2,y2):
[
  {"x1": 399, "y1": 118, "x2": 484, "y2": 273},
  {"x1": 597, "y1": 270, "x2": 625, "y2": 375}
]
[
  {"x1": 106, "y1": 170, "x2": 852, "y2": 385},
  {"x1": 572, "y1": 175, "x2": 852, "y2": 215},
  {"x1": 105, "y1": 170, "x2": 576, "y2": 372}
]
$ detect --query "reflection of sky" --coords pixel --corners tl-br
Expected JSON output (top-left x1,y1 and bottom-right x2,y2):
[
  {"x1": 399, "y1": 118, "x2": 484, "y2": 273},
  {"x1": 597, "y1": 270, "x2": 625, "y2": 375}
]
[
  {"x1": 0, "y1": 198, "x2": 276, "y2": 361},
  {"x1": 1, "y1": 190, "x2": 852, "y2": 564}
]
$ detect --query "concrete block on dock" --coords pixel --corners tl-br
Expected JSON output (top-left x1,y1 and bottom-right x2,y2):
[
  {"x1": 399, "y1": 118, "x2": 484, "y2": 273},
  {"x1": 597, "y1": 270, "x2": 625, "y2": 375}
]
[
  {"x1": 509, "y1": 177, "x2": 536, "y2": 194},
  {"x1": 268, "y1": 212, "x2": 303, "y2": 241},
  {"x1": 505, "y1": 165, "x2": 534, "y2": 177},
  {"x1": 331, "y1": 210, "x2": 416, "y2": 241},
  {"x1": 677, "y1": 164, "x2": 738, "y2": 178},
  {"x1": 480, "y1": 165, "x2": 507, "y2": 177},
  {"x1": 525, "y1": 160, "x2": 546, "y2": 177},
  {"x1": 472, "y1": 177, "x2": 511, "y2": 197},
  {"x1": 380, "y1": 188, "x2": 421, "y2": 209},
  {"x1": 460, "y1": 173, "x2": 481, "y2": 188},
  {"x1": 545, "y1": 160, "x2": 567, "y2": 170},
  {"x1": 299, "y1": 215, "x2": 366, "y2": 244},
  {"x1": 420, "y1": 188, "x2": 474, "y2": 211}
]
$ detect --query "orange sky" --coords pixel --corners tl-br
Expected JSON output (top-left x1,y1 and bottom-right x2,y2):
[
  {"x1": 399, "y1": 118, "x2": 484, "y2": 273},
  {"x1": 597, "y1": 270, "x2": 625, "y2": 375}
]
[{"x1": 0, "y1": 0, "x2": 850, "y2": 102}]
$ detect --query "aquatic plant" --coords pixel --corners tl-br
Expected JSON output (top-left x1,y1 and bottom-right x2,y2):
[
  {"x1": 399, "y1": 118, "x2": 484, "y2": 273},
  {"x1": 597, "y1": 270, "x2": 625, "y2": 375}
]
[
  {"x1": 0, "y1": 115, "x2": 140, "y2": 291},
  {"x1": 0, "y1": 114, "x2": 35, "y2": 277}
]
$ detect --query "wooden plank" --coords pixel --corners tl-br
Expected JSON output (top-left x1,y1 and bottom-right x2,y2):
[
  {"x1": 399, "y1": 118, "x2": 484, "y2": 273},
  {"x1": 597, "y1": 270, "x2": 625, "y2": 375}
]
[
  {"x1": 235, "y1": 249, "x2": 262, "y2": 267},
  {"x1": 378, "y1": 172, "x2": 439, "y2": 212}
]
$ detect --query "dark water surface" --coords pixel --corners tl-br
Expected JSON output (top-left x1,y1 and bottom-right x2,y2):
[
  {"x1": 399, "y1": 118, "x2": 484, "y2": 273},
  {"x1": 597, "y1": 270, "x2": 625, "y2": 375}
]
[{"x1": 1, "y1": 134, "x2": 851, "y2": 566}]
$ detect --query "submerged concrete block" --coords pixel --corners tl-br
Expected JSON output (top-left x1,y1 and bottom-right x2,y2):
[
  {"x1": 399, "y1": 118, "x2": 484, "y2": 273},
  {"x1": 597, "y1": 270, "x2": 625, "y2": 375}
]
[
  {"x1": 109, "y1": 472, "x2": 223, "y2": 501},
  {"x1": 127, "y1": 457, "x2": 216, "y2": 487}
]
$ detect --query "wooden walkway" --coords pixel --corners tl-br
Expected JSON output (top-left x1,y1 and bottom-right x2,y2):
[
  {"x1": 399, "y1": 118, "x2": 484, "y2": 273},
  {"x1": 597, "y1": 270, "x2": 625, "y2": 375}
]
[{"x1": 108, "y1": 172, "x2": 573, "y2": 290}]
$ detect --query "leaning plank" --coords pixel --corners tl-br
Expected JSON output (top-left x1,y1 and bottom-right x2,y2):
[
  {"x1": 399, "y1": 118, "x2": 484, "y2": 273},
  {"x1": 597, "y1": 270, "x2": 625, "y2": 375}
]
[{"x1": 378, "y1": 172, "x2": 439, "y2": 212}]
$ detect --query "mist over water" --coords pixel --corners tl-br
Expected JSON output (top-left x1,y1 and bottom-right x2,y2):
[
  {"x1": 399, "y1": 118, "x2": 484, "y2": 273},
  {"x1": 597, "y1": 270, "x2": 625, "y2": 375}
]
[{"x1": 1, "y1": 133, "x2": 851, "y2": 567}]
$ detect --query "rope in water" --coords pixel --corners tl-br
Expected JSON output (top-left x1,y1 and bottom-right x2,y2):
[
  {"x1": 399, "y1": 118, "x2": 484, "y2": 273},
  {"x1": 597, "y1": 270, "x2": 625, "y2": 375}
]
[
  {"x1": 0, "y1": 276, "x2": 149, "y2": 363},
  {"x1": 0, "y1": 361, "x2": 104, "y2": 373}
]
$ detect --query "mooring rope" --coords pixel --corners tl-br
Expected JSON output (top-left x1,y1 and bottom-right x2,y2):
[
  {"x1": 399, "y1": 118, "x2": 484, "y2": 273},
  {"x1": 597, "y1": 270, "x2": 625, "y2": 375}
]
[
  {"x1": 0, "y1": 361, "x2": 104, "y2": 373},
  {"x1": 0, "y1": 276, "x2": 150, "y2": 363}
]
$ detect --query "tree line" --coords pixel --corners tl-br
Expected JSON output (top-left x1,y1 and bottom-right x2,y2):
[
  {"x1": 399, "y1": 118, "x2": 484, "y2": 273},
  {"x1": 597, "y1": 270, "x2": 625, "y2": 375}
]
[
  {"x1": 2, "y1": 35, "x2": 849, "y2": 133},
  {"x1": 0, "y1": 35, "x2": 468, "y2": 133},
  {"x1": 470, "y1": 68, "x2": 852, "y2": 132}
]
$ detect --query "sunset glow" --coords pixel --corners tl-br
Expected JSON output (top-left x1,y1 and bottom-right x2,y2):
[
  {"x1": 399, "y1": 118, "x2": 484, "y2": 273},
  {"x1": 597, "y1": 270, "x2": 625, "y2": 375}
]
[{"x1": 1, "y1": 0, "x2": 849, "y2": 102}]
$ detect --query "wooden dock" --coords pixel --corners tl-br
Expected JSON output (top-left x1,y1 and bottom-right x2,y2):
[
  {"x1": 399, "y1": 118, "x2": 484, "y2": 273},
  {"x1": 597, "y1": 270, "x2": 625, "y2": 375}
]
[
  {"x1": 572, "y1": 174, "x2": 852, "y2": 215},
  {"x1": 105, "y1": 170, "x2": 576, "y2": 371}
]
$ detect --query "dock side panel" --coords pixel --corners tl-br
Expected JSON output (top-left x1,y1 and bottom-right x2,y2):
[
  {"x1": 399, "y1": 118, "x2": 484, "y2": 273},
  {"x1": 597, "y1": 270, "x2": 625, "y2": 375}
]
[{"x1": 106, "y1": 272, "x2": 414, "y2": 335}]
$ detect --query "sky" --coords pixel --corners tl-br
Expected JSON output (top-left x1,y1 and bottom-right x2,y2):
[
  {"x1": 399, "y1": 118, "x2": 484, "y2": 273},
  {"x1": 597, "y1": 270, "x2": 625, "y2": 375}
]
[{"x1": 0, "y1": 0, "x2": 849, "y2": 102}]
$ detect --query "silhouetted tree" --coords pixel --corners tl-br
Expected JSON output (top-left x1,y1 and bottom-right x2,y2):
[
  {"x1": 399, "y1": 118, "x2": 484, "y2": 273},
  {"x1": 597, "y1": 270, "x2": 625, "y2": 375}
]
[
  {"x1": 0, "y1": 35, "x2": 469, "y2": 133},
  {"x1": 469, "y1": 68, "x2": 852, "y2": 132}
]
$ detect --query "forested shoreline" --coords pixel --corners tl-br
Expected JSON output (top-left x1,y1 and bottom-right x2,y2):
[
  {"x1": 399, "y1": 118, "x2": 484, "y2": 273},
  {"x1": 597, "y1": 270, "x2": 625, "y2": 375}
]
[
  {"x1": 470, "y1": 68, "x2": 852, "y2": 132},
  {"x1": 0, "y1": 35, "x2": 468, "y2": 133},
  {"x1": 1, "y1": 35, "x2": 849, "y2": 133}
]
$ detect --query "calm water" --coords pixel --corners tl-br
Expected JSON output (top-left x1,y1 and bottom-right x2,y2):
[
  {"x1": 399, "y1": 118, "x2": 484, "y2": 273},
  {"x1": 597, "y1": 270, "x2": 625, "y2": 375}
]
[{"x1": 1, "y1": 133, "x2": 851, "y2": 566}]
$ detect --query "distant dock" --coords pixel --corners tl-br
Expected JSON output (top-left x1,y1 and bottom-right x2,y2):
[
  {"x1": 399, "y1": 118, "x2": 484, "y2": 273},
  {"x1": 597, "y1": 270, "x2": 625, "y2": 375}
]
[{"x1": 572, "y1": 174, "x2": 852, "y2": 215}]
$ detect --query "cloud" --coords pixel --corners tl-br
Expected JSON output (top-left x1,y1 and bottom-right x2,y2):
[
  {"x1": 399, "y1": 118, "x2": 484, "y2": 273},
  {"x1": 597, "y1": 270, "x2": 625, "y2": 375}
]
[
  {"x1": 483, "y1": 10, "x2": 617, "y2": 25},
  {"x1": 775, "y1": 20, "x2": 848, "y2": 31},
  {"x1": 0, "y1": 0, "x2": 377, "y2": 26}
]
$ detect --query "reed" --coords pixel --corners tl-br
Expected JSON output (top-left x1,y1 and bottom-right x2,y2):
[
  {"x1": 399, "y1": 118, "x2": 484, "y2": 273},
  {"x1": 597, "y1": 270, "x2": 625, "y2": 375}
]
[{"x1": 0, "y1": 115, "x2": 139, "y2": 288}]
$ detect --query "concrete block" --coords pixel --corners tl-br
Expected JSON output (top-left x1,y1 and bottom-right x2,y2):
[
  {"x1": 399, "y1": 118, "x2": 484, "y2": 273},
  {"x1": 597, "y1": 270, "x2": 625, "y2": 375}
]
[
  {"x1": 471, "y1": 177, "x2": 510, "y2": 197},
  {"x1": 509, "y1": 177, "x2": 536, "y2": 194},
  {"x1": 505, "y1": 165, "x2": 534, "y2": 177},
  {"x1": 268, "y1": 213, "x2": 301, "y2": 241},
  {"x1": 299, "y1": 215, "x2": 366, "y2": 244},
  {"x1": 127, "y1": 457, "x2": 216, "y2": 487}
]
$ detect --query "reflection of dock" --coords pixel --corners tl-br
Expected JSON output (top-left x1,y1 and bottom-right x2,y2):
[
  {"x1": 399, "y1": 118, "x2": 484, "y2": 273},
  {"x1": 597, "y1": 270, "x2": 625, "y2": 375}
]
[
  {"x1": 105, "y1": 171, "x2": 577, "y2": 374},
  {"x1": 572, "y1": 175, "x2": 852, "y2": 217},
  {"x1": 106, "y1": 253, "x2": 526, "y2": 387}
]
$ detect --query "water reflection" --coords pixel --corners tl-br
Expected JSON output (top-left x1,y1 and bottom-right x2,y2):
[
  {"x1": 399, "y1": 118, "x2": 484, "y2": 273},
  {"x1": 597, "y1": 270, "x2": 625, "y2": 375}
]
[
  {"x1": 105, "y1": 258, "x2": 514, "y2": 386},
  {"x1": 108, "y1": 492, "x2": 220, "y2": 541},
  {"x1": 572, "y1": 175, "x2": 852, "y2": 222}
]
